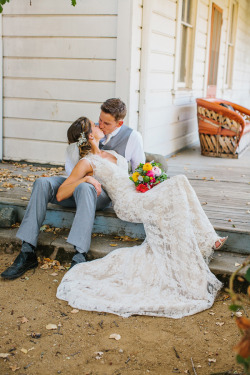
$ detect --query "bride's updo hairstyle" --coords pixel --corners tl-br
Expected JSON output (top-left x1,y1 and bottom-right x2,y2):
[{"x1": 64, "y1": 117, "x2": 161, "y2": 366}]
[{"x1": 67, "y1": 117, "x2": 92, "y2": 158}]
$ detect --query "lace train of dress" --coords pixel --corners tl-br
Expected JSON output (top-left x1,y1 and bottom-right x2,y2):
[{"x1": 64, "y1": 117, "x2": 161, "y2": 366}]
[{"x1": 56, "y1": 152, "x2": 222, "y2": 318}]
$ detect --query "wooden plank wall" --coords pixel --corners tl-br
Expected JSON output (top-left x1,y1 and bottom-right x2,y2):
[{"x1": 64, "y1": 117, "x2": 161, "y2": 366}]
[{"x1": 2, "y1": 0, "x2": 118, "y2": 164}]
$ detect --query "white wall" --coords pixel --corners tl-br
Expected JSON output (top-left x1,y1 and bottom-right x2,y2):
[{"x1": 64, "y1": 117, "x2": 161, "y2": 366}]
[
  {"x1": 139, "y1": 0, "x2": 198, "y2": 155},
  {"x1": 220, "y1": 0, "x2": 250, "y2": 107},
  {"x1": 1, "y1": 0, "x2": 250, "y2": 163},
  {"x1": 139, "y1": 0, "x2": 250, "y2": 156},
  {"x1": 1, "y1": 0, "x2": 119, "y2": 164}
]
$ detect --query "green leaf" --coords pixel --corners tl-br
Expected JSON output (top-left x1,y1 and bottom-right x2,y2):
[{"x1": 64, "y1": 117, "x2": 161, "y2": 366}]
[
  {"x1": 245, "y1": 267, "x2": 250, "y2": 283},
  {"x1": 0, "y1": 0, "x2": 10, "y2": 5},
  {"x1": 236, "y1": 355, "x2": 247, "y2": 365},
  {"x1": 71, "y1": 0, "x2": 77, "y2": 6},
  {"x1": 236, "y1": 355, "x2": 250, "y2": 373},
  {"x1": 229, "y1": 304, "x2": 242, "y2": 311}
]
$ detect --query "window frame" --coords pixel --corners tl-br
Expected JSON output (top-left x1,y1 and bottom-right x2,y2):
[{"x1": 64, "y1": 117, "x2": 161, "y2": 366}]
[
  {"x1": 224, "y1": 0, "x2": 238, "y2": 89},
  {"x1": 176, "y1": 0, "x2": 196, "y2": 89}
]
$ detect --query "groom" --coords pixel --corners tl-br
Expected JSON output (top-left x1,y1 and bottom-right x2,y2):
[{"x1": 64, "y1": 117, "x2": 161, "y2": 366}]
[{"x1": 1, "y1": 98, "x2": 145, "y2": 280}]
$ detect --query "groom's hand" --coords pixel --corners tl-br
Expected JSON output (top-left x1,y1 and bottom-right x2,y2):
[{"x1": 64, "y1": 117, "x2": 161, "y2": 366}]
[{"x1": 85, "y1": 176, "x2": 102, "y2": 196}]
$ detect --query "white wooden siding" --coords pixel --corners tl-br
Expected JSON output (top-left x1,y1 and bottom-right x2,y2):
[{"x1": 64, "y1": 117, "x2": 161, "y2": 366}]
[
  {"x1": 4, "y1": 79, "x2": 115, "y2": 102},
  {"x1": 2, "y1": 0, "x2": 119, "y2": 164},
  {"x1": 4, "y1": 58, "x2": 116, "y2": 81},
  {"x1": 224, "y1": 0, "x2": 250, "y2": 106},
  {"x1": 140, "y1": 0, "x2": 250, "y2": 156},
  {"x1": 3, "y1": 0, "x2": 118, "y2": 15},
  {"x1": 3, "y1": 16, "x2": 117, "y2": 37},
  {"x1": 4, "y1": 38, "x2": 117, "y2": 59},
  {"x1": 140, "y1": 0, "x2": 198, "y2": 155},
  {"x1": 2, "y1": 0, "x2": 250, "y2": 163}
]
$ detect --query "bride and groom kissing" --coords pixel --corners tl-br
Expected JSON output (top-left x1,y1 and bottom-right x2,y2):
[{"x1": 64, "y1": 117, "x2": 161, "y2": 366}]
[{"x1": 1, "y1": 98, "x2": 227, "y2": 318}]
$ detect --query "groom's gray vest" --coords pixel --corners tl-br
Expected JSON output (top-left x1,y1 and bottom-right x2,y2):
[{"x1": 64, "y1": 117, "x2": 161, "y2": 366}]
[{"x1": 100, "y1": 125, "x2": 132, "y2": 157}]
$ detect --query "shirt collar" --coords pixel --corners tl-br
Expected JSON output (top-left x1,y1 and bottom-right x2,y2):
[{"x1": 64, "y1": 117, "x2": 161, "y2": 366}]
[{"x1": 108, "y1": 126, "x2": 122, "y2": 138}]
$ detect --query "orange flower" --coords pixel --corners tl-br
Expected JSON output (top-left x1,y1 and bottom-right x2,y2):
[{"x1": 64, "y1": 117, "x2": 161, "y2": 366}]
[
  {"x1": 234, "y1": 329, "x2": 250, "y2": 358},
  {"x1": 236, "y1": 317, "x2": 250, "y2": 330}
]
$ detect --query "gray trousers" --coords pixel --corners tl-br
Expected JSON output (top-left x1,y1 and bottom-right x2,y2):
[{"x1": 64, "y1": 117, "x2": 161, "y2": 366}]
[{"x1": 16, "y1": 176, "x2": 111, "y2": 253}]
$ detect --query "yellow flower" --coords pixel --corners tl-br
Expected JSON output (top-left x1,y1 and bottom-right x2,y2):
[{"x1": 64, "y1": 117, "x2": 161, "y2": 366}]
[
  {"x1": 132, "y1": 172, "x2": 140, "y2": 182},
  {"x1": 143, "y1": 163, "x2": 153, "y2": 171}
]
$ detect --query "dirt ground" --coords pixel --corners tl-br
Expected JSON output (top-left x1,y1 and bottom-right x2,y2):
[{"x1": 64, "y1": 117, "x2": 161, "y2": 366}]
[{"x1": 0, "y1": 252, "x2": 244, "y2": 375}]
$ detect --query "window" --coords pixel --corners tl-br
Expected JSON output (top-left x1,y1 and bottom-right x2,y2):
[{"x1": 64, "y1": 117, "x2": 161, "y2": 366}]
[
  {"x1": 207, "y1": 3, "x2": 223, "y2": 97},
  {"x1": 225, "y1": 1, "x2": 237, "y2": 88},
  {"x1": 178, "y1": 0, "x2": 194, "y2": 87}
]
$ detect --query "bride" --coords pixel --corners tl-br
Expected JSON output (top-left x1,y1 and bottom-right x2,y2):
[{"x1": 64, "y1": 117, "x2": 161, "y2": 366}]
[{"x1": 56, "y1": 117, "x2": 226, "y2": 319}]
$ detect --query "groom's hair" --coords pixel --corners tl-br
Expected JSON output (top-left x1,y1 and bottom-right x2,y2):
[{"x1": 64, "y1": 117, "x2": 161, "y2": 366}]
[{"x1": 101, "y1": 98, "x2": 127, "y2": 121}]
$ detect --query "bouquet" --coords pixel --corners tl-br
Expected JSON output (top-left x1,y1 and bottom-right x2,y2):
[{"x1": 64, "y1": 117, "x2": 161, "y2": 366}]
[{"x1": 130, "y1": 162, "x2": 168, "y2": 193}]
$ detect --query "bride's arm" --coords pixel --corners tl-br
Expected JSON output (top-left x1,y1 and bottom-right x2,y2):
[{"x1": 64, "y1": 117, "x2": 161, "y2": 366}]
[{"x1": 56, "y1": 159, "x2": 97, "y2": 201}]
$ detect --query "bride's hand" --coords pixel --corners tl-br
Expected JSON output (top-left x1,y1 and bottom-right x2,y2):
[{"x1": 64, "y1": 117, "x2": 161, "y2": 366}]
[{"x1": 85, "y1": 176, "x2": 102, "y2": 196}]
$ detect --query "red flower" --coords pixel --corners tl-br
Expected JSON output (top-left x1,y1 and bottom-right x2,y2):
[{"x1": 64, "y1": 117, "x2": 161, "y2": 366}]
[{"x1": 136, "y1": 184, "x2": 149, "y2": 193}]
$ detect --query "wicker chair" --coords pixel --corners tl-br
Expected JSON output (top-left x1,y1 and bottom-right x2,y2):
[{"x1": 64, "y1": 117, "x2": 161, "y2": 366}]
[{"x1": 196, "y1": 98, "x2": 250, "y2": 158}]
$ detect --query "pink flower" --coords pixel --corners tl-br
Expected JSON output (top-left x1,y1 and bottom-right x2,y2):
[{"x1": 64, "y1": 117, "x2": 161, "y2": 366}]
[
  {"x1": 152, "y1": 166, "x2": 161, "y2": 177},
  {"x1": 146, "y1": 170, "x2": 155, "y2": 178}
]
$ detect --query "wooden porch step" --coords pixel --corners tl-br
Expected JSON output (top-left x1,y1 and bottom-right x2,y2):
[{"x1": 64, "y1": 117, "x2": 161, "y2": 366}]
[
  {"x1": 0, "y1": 195, "x2": 249, "y2": 255},
  {"x1": 0, "y1": 228, "x2": 247, "y2": 277}
]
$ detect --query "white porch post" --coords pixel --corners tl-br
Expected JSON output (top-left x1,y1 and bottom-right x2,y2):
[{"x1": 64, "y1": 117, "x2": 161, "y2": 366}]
[
  {"x1": 0, "y1": 14, "x2": 3, "y2": 160},
  {"x1": 137, "y1": 0, "x2": 153, "y2": 139},
  {"x1": 115, "y1": 0, "x2": 141, "y2": 130}
]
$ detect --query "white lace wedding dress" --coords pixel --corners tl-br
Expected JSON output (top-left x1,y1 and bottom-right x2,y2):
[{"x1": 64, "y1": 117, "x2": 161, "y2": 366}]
[{"x1": 56, "y1": 151, "x2": 222, "y2": 318}]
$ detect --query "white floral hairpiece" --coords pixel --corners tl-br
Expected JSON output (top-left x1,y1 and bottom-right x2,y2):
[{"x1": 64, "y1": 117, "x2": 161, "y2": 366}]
[{"x1": 76, "y1": 131, "x2": 87, "y2": 147}]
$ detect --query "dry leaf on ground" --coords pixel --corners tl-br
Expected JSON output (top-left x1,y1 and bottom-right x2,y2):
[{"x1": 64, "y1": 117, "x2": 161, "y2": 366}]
[
  {"x1": 208, "y1": 358, "x2": 216, "y2": 363},
  {"x1": 9, "y1": 364, "x2": 20, "y2": 372},
  {"x1": 40, "y1": 264, "x2": 49, "y2": 270},
  {"x1": 71, "y1": 309, "x2": 79, "y2": 314},
  {"x1": 20, "y1": 316, "x2": 28, "y2": 324},
  {"x1": 0, "y1": 353, "x2": 10, "y2": 358},
  {"x1": 236, "y1": 312, "x2": 243, "y2": 317},
  {"x1": 95, "y1": 351, "x2": 104, "y2": 359},
  {"x1": 109, "y1": 333, "x2": 121, "y2": 340},
  {"x1": 46, "y1": 324, "x2": 57, "y2": 330},
  {"x1": 2, "y1": 182, "x2": 14, "y2": 188}
]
